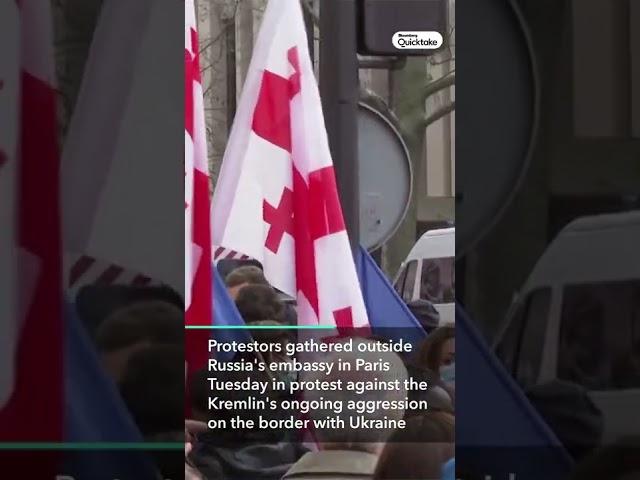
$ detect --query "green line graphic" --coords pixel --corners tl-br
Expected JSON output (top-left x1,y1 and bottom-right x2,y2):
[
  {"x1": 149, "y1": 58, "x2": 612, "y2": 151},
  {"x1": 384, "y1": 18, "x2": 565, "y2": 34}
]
[
  {"x1": 185, "y1": 324, "x2": 335, "y2": 330},
  {"x1": 0, "y1": 442, "x2": 183, "y2": 451}
]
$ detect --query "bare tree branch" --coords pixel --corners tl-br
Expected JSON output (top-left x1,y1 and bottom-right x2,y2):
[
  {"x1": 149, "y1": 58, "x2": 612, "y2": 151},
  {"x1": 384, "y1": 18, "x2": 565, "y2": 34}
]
[
  {"x1": 422, "y1": 101, "x2": 455, "y2": 128},
  {"x1": 199, "y1": 29, "x2": 226, "y2": 55},
  {"x1": 422, "y1": 71, "x2": 455, "y2": 101}
]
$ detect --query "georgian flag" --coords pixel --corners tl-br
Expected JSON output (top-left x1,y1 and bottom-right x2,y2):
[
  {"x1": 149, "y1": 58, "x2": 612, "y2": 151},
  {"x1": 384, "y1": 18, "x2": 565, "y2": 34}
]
[
  {"x1": 185, "y1": 0, "x2": 213, "y2": 369},
  {"x1": 212, "y1": 0, "x2": 368, "y2": 330},
  {"x1": 61, "y1": 0, "x2": 182, "y2": 296},
  {"x1": 0, "y1": 0, "x2": 63, "y2": 448}
]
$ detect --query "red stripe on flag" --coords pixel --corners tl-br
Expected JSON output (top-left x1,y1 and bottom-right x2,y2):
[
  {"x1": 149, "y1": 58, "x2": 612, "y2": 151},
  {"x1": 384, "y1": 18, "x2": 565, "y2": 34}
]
[
  {"x1": 0, "y1": 71, "x2": 63, "y2": 447},
  {"x1": 95, "y1": 265, "x2": 124, "y2": 285},
  {"x1": 185, "y1": 169, "x2": 212, "y2": 370},
  {"x1": 293, "y1": 167, "x2": 319, "y2": 316},
  {"x1": 291, "y1": 165, "x2": 347, "y2": 318},
  {"x1": 190, "y1": 28, "x2": 201, "y2": 84},
  {"x1": 69, "y1": 255, "x2": 96, "y2": 286},
  {"x1": 308, "y1": 166, "x2": 346, "y2": 239},
  {"x1": 214, "y1": 247, "x2": 226, "y2": 258}
]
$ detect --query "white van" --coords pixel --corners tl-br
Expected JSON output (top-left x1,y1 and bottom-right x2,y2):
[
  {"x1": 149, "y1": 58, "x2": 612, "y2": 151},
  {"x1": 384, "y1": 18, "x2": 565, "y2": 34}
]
[
  {"x1": 394, "y1": 227, "x2": 455, "y2": 325},
  {"x1": 494, "y1": 211, "x2": 640, "y2": 442}
]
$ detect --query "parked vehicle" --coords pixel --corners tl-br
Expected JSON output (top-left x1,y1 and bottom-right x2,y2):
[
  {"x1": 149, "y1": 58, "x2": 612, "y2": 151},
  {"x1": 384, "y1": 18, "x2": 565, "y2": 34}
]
[
  {"x1": 394, "y1": 227, "x2": 455, "y2": 325},
  {"x1": 493, "y1": 211, "x2": 640, "y2": 442}
]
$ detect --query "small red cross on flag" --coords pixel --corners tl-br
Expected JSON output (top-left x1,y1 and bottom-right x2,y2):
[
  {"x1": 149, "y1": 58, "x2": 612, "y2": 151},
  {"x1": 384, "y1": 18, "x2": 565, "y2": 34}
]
[
  {"x1": 263, "y1": 187, "x2": 294, "y2": 253},
  {"x1": 212, "y1": 0, "x2": 369, "y2": 331}
]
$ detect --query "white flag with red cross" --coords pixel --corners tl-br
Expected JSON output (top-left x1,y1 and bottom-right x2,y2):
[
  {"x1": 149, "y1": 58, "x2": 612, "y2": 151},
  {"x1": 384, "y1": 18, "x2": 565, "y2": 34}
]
[
  {"x1": 185, "y1": 0, "x2": 213, "y2": 368},
  {"x1": 0, "y1": 0, "x2": 63, "y2": 450},
  {"x1": 212, "y1": 0, "x2": 368, "y2": 330}
]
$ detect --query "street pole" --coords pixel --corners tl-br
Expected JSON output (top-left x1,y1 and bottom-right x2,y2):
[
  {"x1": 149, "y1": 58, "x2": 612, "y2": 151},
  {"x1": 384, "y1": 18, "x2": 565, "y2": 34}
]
[{"x1": 320, "y1": 0, "x2": 360, "y2": 252}]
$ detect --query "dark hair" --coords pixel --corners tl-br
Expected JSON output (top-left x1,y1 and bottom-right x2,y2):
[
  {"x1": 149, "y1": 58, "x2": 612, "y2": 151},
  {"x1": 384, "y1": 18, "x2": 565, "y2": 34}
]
[
  {"x1": 235, "y1": 284, "x2": 285, "y2": 323},
  {"x1": 373, "y1": 412, "x2": 455, "y2": 480},
  {"x1": 119, "y1": 345, "x2": 184, "y2": 436},
  {"x1": 416, "y1": 324, "x2": 455, "y2": 372},
  {"x1": 250, "y1": 320, "x2": 292, "y2": 345},
  {"x1": 225, "y1": 265, "x2": 268, "y2": 288},
  {"x1": 95, "y1": 300, "x2": 183, "y2": 352}
]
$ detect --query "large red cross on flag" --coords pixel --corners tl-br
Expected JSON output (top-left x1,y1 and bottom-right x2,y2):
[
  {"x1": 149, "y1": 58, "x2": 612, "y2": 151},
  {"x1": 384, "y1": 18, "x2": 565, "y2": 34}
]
[
  {"x1": 185, "y1": 0, "x2": 213, "y2": 369},
  {"x1": 212, "y1": 0, "x2": 369, "y2": 330},
  {"x1": 0, "y1": 0, "x2": 63, "y2": 467}
]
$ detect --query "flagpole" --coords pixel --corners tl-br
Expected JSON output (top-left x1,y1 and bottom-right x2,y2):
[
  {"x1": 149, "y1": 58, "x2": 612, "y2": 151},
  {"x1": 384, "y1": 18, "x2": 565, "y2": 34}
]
[{"x1": 320, "y1": 0, "x2": 360, "y2": 254}]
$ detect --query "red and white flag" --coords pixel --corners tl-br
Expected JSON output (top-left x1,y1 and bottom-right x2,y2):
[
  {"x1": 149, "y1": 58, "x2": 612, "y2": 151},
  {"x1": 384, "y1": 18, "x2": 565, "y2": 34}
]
[
  {"x1": 185, "y1": 0, "x2": 213, "y2": 368},
  {"x1": 212, "y1": 0, "x2": 368, "y2": 330},
  {"x1": 0, "y1": 0, "x2": 63, "y2": 447},
  {"x1": 61, "y1": 0, "x2": 182, "y2": 294}
]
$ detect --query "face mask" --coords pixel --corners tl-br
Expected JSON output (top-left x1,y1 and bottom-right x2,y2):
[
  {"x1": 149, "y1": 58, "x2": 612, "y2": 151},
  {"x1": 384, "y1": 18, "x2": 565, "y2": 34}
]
[{"x1": 440, "y1": 362, "x2": 455, "y2": 383}]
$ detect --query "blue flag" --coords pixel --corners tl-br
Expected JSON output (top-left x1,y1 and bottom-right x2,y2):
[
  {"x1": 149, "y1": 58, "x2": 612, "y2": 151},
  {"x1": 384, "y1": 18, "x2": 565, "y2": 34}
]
[
  {"x1": 64, "y1": 302, "x2": 161, "y2": 480},
  {"x1": 212, "y1": 265, "x2": 251, "y2": 360},
  {"x1": 355, "y1": 246, "x2": 427, "y2": 346},
  {"x1": 456, "y1": 304, "x2": 573, "y2": 479}
]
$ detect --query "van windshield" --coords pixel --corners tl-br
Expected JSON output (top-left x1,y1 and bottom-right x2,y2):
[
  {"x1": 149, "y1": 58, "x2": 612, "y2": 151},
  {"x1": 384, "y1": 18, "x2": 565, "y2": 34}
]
[{"x1": 419, "y1": 257, "x2": 455, "y2": 304}]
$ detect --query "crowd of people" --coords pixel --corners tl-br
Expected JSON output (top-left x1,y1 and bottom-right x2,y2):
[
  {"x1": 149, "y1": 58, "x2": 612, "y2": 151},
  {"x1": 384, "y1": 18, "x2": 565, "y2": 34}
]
[
  {"x1": 186, "y1": 265, "x2": 456, "y2": 480},
  {"x1": 79, "y1": 261, "x2": 640, "y2": 479},
  {"x1": 80, "y1": 262, "x2": 456, "y2": 479}
]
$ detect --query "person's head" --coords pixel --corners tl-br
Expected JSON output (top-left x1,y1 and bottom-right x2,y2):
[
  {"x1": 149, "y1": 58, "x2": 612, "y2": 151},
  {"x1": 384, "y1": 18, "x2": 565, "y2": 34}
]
[
  {"x1": 235, "y1": 284, "x2": 285, "y2": 323},
  {"x1": 225, "y1": 265, "x2": 268, "y2": 300},
  {"x1": 306, "y1": 338, "x2": 408, "y2": 455},
  {"x1": 417, "y1": 324, "x2": 455, "y2": 376},
  {"x1": 373, "y1": 412, "x2": 455, "y2": 480},
  {"x1": 250, "y1": 320, "x2": 293, "y2": 362},
  {"x1": 96, "y1": 300, "x2": 183, "y2": 382},
  {"x1": 119, "y1": 345, "x2": 184, "y2": 437}
]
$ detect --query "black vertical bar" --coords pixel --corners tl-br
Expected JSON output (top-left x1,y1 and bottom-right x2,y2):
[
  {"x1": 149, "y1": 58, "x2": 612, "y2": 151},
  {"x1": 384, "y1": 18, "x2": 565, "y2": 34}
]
[{"x1": 320, "y1": 0, "x2": 360, "y2": 251}]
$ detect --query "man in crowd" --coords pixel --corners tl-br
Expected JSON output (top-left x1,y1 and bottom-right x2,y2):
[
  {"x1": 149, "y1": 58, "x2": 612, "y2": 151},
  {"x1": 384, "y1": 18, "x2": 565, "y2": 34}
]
[
  {"x1": 95, "y1": 299, "x2": 183, "y2": 383},
  {"x1": 226, "y1": 263, "x2": 297, "y2": 325},
  {"x1": 225, "y1": 265, "x2": 270, "y2": 300}
]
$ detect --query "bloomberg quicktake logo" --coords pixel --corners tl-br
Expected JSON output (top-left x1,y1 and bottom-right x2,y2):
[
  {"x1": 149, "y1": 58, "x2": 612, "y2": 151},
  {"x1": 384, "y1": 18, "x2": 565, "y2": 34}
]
[{"x1": 392, "y1": 31, "x2": 443, "y2": 50}]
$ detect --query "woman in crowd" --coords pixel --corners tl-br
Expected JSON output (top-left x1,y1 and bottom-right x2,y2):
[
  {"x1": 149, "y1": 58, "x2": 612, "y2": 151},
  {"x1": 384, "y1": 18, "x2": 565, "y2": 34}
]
[
  {"x1": 404, "y1": 325, "x2": 455, "y2": 413},
  {"x1": 373, "y1": 411, "x2": 455, "y2": 480},
  {"x1": 417, "y1": 324, "x2": 455, "y2": 376}
]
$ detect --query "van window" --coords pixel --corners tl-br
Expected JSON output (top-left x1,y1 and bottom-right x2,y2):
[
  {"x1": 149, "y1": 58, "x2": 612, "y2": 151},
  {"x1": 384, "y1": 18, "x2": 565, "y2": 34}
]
[
  {"x1": 420, "y1": 258, "x2": 454, "y2": 304},
  {"x1": 495, "y1": 302, "x2": 527, "y2": 375},
  {"x1": 558, "y1": 280, "x2": 640, "y2": 391},
  {"x1": 516, "y1": 289, "x2": 552, "y2": 388},
  {"x1": 401, "y1": 261, "x2": 418, "y2": 302},
  {"x1": 394, "y1": 268, "x2": 407, "y2": 297}
]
